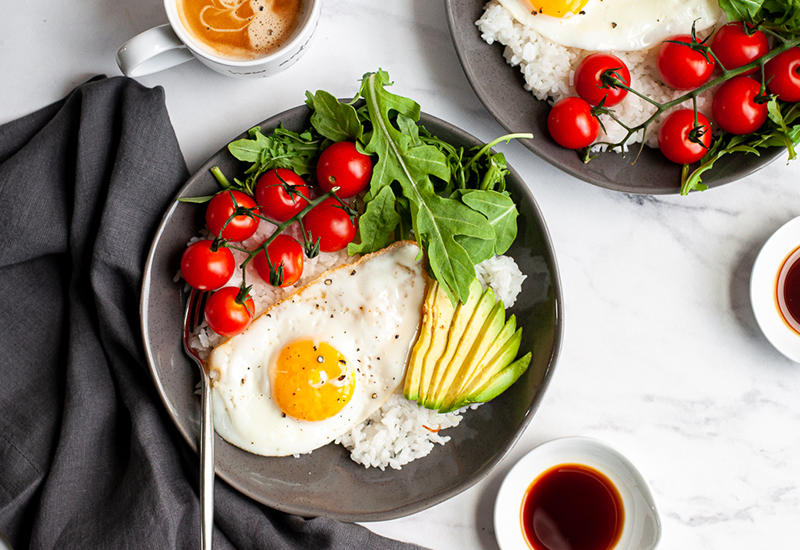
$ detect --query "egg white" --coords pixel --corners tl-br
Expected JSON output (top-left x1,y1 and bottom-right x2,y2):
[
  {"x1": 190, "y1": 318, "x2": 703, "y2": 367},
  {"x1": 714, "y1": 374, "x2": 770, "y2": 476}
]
[
  {"x1": 497, "y1": 0, "x2": 722, "y2": 51},
  {"x1": 207, "y1": 241, "x2": 427, "y2": 456}
]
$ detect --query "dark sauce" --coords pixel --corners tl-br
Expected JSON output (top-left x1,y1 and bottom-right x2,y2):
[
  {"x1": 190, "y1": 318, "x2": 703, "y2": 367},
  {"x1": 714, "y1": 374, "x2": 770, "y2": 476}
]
[
  {"x1": 521, "y1": 464, "x2": 624, "y2": 550},
  {"x1": 778, "y1": 247, "x2": 800, "y2": 334}
]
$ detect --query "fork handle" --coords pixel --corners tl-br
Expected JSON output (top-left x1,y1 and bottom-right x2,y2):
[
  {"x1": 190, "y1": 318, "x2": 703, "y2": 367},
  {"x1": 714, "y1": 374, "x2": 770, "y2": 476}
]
[{"x1": 200, "y1": 377, "x2": 215, "y2": 550}]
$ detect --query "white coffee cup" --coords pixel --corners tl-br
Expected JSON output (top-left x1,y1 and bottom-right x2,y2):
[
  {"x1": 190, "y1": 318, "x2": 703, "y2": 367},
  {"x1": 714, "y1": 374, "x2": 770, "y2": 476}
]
[{"x1": 116, "y1": 0, "x2": 320, "y2": 78}]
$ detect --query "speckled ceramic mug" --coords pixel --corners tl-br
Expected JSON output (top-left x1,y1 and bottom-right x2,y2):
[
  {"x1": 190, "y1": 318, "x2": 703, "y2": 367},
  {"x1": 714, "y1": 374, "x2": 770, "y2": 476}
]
[{"x1": 116, "y1": 0, "x2": 320, "y2": 78}]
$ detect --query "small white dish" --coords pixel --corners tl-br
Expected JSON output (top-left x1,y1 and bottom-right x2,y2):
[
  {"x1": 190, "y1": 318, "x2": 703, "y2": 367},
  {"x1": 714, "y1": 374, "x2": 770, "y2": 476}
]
[
  {"x1": 751, "y1": 215, "x2": 800, "y2": 363},
  {"x1": 494, "y1": 437, "x2": 661, "y2": 550}
]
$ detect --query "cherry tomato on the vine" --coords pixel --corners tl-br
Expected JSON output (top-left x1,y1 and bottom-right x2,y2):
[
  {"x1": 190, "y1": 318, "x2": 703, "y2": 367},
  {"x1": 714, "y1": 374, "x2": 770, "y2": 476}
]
[
  {"x1": 658, "y1": 35, "x2": 716, "y2": 91},
  {"x1": 204, "y1": 287, "x2": 255, "y2": 337},
  {"x1": 316, "y1": 141, "x2": 373, "y2": 198},
  {"x1": 712, "y1": 76, "x2": 768, "y2": 135},
  {"x1": 657, "y1": 109, "x2": 712, "y2": 165},
  {"x1": 255, "y1": 168, "x2": 311, "y2": 222},
  {"x1": 180, "y1": 239, "x2": 235, "y2": 291},
  {"x1": 765, "y1": 47, "x2": 800, "y2": 102},
  {"x1": 574, "y1": 53, "x2": 631, "y2": 107},
  {"x1": 547, "y1": 97, "x2": 600, "y2": 150},
  {"x1": 253, "y1": 234, "x2": 304, "y2": 288},
  {"x1": 302, "y1": 197, "x2": 357, "y2": 253},
  {"x1": 711, "y1": 22, "x2": 769, "y2": 76},
  {"x1": 205, "y1": 190, "x2": 259, "y2": 242}
]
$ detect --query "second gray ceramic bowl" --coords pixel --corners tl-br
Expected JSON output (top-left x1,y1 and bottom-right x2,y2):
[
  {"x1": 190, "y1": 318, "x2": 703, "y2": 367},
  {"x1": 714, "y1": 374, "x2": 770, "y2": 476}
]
[
  {"x1": 140, "y1": 105, "x2": 563, "y2": 520},
  {"x1": 444, "y1": 0, "x2": 785, "y2": 194}
]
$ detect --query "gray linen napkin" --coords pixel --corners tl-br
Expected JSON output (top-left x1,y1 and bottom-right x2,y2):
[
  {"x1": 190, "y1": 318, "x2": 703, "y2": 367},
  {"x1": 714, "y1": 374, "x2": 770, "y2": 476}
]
[{"x1": 0, "y1": 76, "x2": 423, "y2": 550}]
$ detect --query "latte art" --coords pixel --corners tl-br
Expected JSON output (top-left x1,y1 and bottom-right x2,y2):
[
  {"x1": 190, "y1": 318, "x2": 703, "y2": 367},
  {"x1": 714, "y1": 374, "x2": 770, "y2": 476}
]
[{"x1": 177, "y1": 0, "x2": 303, "y2": 60}]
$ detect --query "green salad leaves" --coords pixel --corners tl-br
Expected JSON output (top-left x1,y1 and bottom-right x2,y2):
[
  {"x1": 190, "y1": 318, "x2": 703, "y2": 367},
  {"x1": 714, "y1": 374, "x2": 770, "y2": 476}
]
[{"x1": 225, "y1": 70, "x2": 530, "y2": 305}]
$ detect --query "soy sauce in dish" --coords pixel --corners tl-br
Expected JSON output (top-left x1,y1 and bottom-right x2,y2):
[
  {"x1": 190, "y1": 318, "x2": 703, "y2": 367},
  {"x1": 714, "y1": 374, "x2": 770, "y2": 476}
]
[
  {"x1": 521, "y1": 463, "x2": 624, "y2": 550},
  {"x1": 776, "y1": 245, "x2": 800, "y2": 335}
]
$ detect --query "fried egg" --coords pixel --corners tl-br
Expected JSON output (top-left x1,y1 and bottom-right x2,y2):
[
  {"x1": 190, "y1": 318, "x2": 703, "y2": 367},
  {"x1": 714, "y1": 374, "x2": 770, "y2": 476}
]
[
  {"x1": 207, "y1": 241, "x2": 427, "y2": 456},
  {"x1": 497, "y1": 0, "x2": 722, "y2": 51}
]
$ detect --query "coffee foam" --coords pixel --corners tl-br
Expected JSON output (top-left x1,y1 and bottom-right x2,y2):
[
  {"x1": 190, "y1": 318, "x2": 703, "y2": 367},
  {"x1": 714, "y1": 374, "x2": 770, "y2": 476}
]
[{"x1": 248, "y1": 0, "x2": 301, "y2": 55}]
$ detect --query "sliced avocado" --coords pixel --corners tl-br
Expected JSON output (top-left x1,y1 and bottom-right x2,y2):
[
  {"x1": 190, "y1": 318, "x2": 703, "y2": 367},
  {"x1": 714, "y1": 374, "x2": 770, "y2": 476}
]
[
  {"x1": 427, "y1": 284, "x2": 497, "y2": 410},
  {"x1": 471, "y1": 353, "x2": 532, "y2": 402},
  {"x1": 441, "y1": 352, "x2": 532, "y2": 413},
  {"x1": 460, "y1": 322, "x2": 521, "y2": 396},
  {"x1": 422, "y1": 278, "x2": 483, "y2": 407},
  {"x1": 404, "y1": 280, "x2": 438, "y2": 401},
  {"x1": 439, "y1": 299, "x2": 506, "y2": 411},
  {"x1": 416, "y1": 282, "x2": 457, "y2": 406}
]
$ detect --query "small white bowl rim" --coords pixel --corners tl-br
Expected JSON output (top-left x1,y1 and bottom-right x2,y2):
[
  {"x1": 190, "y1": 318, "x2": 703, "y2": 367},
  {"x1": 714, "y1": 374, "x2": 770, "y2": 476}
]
[
  {"x1": 750, "y1": 215, "x2": 800, "y2": 364},
  {"x1": 493, "y1": 436, "x2": 661, "y2": 550}
]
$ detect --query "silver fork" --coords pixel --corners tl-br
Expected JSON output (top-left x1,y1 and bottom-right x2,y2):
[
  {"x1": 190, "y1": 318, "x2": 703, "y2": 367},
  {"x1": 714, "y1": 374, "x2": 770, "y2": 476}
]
[{"x1": 182, "y1": 288, "x2": 214, "y2": 550}]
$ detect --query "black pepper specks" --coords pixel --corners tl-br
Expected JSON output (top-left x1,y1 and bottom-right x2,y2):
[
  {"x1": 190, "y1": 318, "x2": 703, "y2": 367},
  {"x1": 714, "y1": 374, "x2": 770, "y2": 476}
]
[
  {"x1": 324, "y1": 279, "x2": 332, "y2": 285},
  {"x1": 611, "y1": 22, "x2": 617, "y2": 28},
  {"x1": 350, "y1": 270, "x2": 356, "y2": 276}
]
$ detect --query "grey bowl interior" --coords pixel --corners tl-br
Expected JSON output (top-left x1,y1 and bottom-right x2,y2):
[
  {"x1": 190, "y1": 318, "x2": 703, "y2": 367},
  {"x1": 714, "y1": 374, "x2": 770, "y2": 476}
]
[
  {"x1": 140, "y1": 105, "x2": 563, "y2": 521},
  {"x1": 444, "y1": 0, "x2": 784, "y2": 194}
]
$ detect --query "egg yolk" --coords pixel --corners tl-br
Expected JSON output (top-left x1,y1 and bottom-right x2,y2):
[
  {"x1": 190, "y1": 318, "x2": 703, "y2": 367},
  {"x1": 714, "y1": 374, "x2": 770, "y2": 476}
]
[
  {"x1": 529, "y1": 0, "x2": 588, "y2": 17},
  {"x1": 271, "y1": 340, "x2": 355, "y2": 422}
]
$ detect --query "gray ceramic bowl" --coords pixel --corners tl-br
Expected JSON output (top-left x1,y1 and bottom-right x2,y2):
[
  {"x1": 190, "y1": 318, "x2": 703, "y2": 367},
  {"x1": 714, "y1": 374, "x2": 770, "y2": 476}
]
[
  {"x1": 140, "y1": 105, "x2": 563, "y2": 520},
  {"x1": 444, "y1": 0, "x2": 784, "y2": 194}
]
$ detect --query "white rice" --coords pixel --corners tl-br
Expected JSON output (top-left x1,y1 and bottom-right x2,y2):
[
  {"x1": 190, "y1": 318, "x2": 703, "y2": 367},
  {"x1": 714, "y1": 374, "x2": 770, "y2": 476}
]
[
  {"x1": 475, "y1": 254, "x2": 526, "y2": 307},
  {"x1": 336, "y1": 393, "x2": 468, "y2": 470},
  {"x1": 186, "y1": 216, "x2": 526, "y2": 469},
  {"x1": 476, "y1": 0, "x2": 717, "y2": 151}
]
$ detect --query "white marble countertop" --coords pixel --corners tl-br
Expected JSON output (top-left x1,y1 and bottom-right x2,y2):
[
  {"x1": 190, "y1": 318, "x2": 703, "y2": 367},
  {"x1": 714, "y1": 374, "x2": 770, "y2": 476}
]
[{"x1": 5, "y1": 1, "x2": 800, "y2": 548}]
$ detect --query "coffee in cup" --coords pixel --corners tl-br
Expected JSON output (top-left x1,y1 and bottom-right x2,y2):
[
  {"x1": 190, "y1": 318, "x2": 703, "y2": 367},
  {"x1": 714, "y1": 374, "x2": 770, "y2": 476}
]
[
  {"x1": 116, "y1": 0, "x2": 319, "y2": 78},
  {"x1": 176, "y1": 0, "x2": 303, "y2": 60}
]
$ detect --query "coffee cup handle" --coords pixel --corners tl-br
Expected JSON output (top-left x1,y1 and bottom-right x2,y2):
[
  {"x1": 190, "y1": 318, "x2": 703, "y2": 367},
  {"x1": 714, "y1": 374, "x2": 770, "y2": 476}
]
[{"x1": 116, "y1": 24, "x2": 195, "y2": 77}]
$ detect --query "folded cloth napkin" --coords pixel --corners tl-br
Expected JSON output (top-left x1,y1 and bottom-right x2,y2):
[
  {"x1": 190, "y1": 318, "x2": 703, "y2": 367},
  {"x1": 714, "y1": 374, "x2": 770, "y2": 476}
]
[{"x1": 0, "y1": 76, "x2": 423, "y2": 550}]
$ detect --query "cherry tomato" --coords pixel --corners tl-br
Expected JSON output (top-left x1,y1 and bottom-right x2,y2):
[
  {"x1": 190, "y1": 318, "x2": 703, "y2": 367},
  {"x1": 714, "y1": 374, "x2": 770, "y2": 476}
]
[
  {"x1": 658, "y1": 35, "x2": 716, "y2": 91},
  {"x1": 253, "y1": 234, "x2": 304, "y2": 287},
  {"x1": 180, "y1": 240, "x2": 235, "y2": 291},
  {"x1": 547, "y1": 97, "x2": 600, "y2": 149},
  {"x1": 711, "y1": 22, "x2": 769, "y2": 76},
  {"x1": 657, "y1": 109, "x2": 712, "y2": 164},
  {"x1": 574, "y1": 53, "x2": 631, "y2": 107},
  {"x1": 204, "y1": 287, "x2": 255, "y2": 337},
  {"x1": 302, "y1": 197, "x2": 357, "y2": 253},
  {"x1": 712, "y1": 76, "x2": 768, "y2": 135},
  {"x1": 205, "y1": 190, "x2": 259, "y2": 242},
  {"x1": 316, "y1": 141, "x2": 373, "y2": 198},
  {"x1": 765, "y1": 47, "x2": 800, "y2": 102},
  {"x1": 255, "y1": 169, "x2": 311, "y2": 222}
]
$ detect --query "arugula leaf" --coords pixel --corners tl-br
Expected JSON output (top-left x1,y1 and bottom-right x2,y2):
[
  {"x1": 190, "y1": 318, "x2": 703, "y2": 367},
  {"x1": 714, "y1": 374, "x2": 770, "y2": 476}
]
[
  {"x1": 227, "y1": 125, "x2": 322, "y2": 193},
  {"x1": 228, "y1": 126, "x2": 271, "y2": 163},
  {"x1": 681, "y1": 134, "x2": 760, "y2": 195},
  {"x1": 306, "y1": 90, "x2": 363, "y2": 142},
  {"x1": 359, "y1": 71, "x2": 495, "y2": 303},
  {"x1": 460, "y1": 190, "x2": 518, "y2": 255},
  {"x1": 718, "y1": 0, "x2": 765, "y2": 21},
  {"x1": 722, "y1": 0, "x2": 800, "y2": 29},
  {"x1": 347, "y1": 185, "x2": 401, "y2": 255}
]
